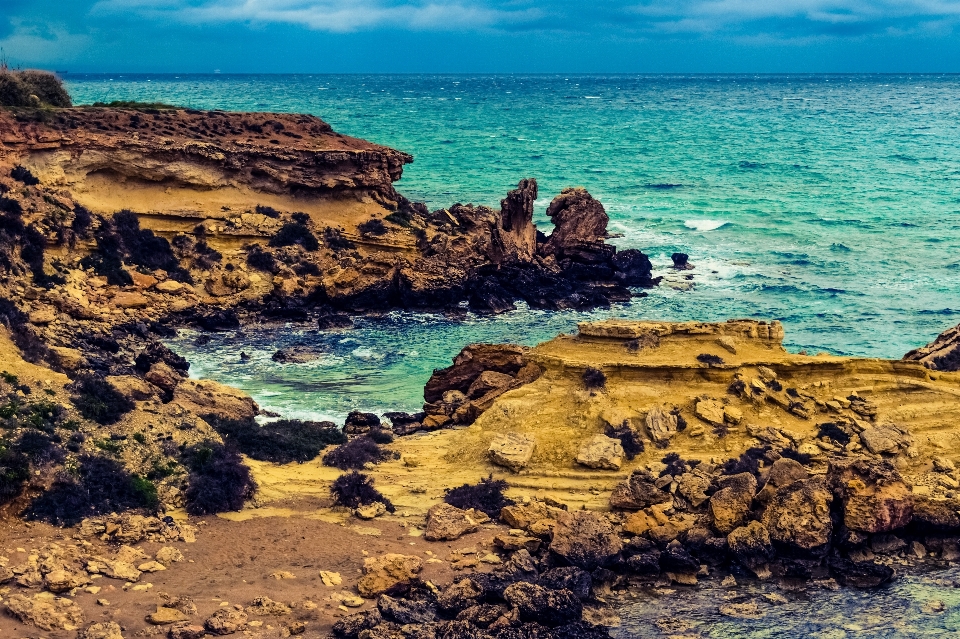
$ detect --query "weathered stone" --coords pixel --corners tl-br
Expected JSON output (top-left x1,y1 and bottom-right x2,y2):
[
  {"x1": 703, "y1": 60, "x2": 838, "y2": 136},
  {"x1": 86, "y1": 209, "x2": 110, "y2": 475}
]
[
  {"x1": 549, "y1": 510, "x2": 622, "y2": 571},
  {"x1": 761, "y1": 477, "x2": 833, "y2": 556},
  {"x1": 488, "y1": 432, "x2": 535, "y2": 471},
  {"x1": 709, "y1": 473, "x2": 757, "y2": 534},
  {"x1": 356, "y1": 554, "x2": 423, "y2": 598},
  {"x1": 204, "y1": 608, "x2": 248, "y2": 635},
  {"x1": 575, "y1": 434, "x2": 624, "y2": 470},
  {"x1": 79, "y1": 621, "x2": 124, "y2": 639},
  {"x1": 424, "y1": 503, "x2": 480, "y2": 541},
  {"x1": 695, "y1": 398, "x2": 725, "y2": 426},
  {"x1": 727, "y1": 521, "x2": 774, "y2": 579},
  {"x1": 610, "y1": 470, "x2": 672, "y2": 510},
  {"x1": 4, "y1": 593, "x2": 85, "y2": 631},
  {"x1": 645, "y1": 405, "x2": 678, "y2": 445},
  {"x1": 147, "y1": 607, "x2": 190, "y2": 625}
]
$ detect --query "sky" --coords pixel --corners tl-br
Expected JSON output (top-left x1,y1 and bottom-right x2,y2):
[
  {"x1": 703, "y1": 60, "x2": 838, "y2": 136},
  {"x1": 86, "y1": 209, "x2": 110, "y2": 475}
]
[{"x1": 3, "y1": 0, "x2": 960, "y2": 72}]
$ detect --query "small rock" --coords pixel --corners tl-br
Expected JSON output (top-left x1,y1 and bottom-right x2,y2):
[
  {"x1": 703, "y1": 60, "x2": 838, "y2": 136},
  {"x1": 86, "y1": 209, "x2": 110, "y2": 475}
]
[{"x1": 488, "y1": 432, "x2": 535, "y2": 471}]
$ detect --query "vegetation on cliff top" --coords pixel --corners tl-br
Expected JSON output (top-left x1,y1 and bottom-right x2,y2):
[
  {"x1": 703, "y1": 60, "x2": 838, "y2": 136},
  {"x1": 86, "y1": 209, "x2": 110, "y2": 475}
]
[{"x1": 0, "y1": 68, "x2": 71, "y2": 108}]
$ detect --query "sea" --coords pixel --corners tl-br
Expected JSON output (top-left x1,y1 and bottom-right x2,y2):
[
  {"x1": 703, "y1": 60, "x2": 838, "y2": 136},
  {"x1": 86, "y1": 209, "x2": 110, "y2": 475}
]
[
  {"x1": 64, "y1": 74, "x2": 960, "y2": 421},
  {"x1": 65, "y1": 74, "x2": 960, "y2": 637}
]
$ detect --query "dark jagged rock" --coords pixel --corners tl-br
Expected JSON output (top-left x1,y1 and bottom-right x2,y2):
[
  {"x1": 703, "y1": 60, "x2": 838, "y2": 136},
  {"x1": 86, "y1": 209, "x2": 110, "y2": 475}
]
[{"x1": 904, "y1": 322, "x2": 960, "y2": 371}]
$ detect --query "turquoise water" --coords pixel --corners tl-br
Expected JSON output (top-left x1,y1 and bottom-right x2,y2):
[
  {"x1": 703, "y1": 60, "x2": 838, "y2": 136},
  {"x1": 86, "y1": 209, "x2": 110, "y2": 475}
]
[{"x1": 66, "y1": 74, "x2": 960, "y2": 420}]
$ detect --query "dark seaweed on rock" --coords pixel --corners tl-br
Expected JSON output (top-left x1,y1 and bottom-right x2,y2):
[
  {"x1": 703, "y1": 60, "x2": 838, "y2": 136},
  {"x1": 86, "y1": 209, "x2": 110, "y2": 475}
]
[
  {"x1": 182, "y1": 443, "x2": 256, "y2": 515},
  {"x1": 331, "y1": 471, "x2": 394, "y2": 512},
  {"x1": 69, "y1": 374, "x2": 134, "y2": 425},
  {"x1": 605, "y1": 422, "x2": 644, "y2": 460},
  {"x1": 322, "y1": 436, "x2": 396, "y2": 470},
  {"x1": 270, "y1": 221, "x2": 320, "y2": 251},
  {"x1": 444, "y1": 474, "x2": 514, "y2": 518},
  {"x1": 25, "y1": 455, "x2": 158, "y2": 526},
  {"x1": 581, "y1": 367, "x2": 606, "y2": 389},
  {"x1": 205, "y1": 415, "x2": 345, "y2": 464}
]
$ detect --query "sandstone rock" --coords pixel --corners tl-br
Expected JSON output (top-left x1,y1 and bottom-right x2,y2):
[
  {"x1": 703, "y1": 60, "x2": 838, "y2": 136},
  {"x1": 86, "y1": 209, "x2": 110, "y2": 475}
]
[
  {"x1": 173, "y1": 379, "x2": 259, "y2": 420},
  {"x1": 488, "y1": 432, "x2": 535, "y2": 471},
  {"x1": 424, "y1": 503, "x2": 480, "y2": 541},
  {"x1": 5, "y1": 593, "x2": 84, "y2": 631},
  {"x1": 355, "y1": 502, "x2": 387, "y2": 520},
  {"x1": 156, "y1": 547, "x2": 184, "y2": 564},
  {"x1": 549, "y1": 510, "x2": 622, "y2": 571},
  {"x1": 357, "y1": 554, "x2": 423, "y2": 598},
  {"x1": 50, "y1": 346, "x2": 85, "y2": 371},
  {"x1": 610, "y1": 470, "x2": 672, "y2": 510},
  {"x1": 645, "y1": 405, "x2": 679, "y2": 446},
  {"x1": 503, "y1": 582, "x2": 582, "y2": 627},
  {"x1": 709, "y1": 473, "x2": 757, "y2": 534},
  {"x1": 204, "y1": 608, "x2": 248, "y2": 635},
  {"x1": 29, "y1": 309, "x2": 57, "y2": 324},
  {"x1": 146, "y1": 607, "x2": 190, "y2": 625},
  {"x1": 762, "y1": 477, "x2": 833, "y2": 556},
  {"x1": 146, "y1": 362, "x2": 183, "y2": 392},
  {"x1": 44, "y1": 568, "x2": 91, "y2": 593},
  {"x1": 169, "y1": 624, "x2": 206, "y2": 639},
  {"x1": 113, "y1": 291, "x2": 149, "y2": 308},
  {"x1": 248, "y1": 596, "x2": 291, "y2": 616},
  {"x1": 695, "y1": 398, "x2": 725, "y2": 426},
  {"x1": 467, "y1": 370, "x2": 515, "y2": 399},
  {"x1": 155, "y1": 279, "x2": 185, "y2": 294},
  {"x1": 79, "y1": 621, "x2": 124, "y2": 639},
  {"x1": 107, "y1": 375, "x2": 159, "y2": 401},
  {"x1": 859, "y1": 425, "x2": 911, "y2": 455},
  {"x1": 575, "y1": 434, "x2": 624, "y2": 470},
  {"x1": 727, "y1": 521, "x2": 774, "y2": 578}
]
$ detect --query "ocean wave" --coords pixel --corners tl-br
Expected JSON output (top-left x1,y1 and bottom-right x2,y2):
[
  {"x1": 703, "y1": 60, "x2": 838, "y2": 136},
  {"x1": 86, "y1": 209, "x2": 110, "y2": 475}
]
[{"x1": 684, "y1": 219, "x2": 728, "y2": 232}]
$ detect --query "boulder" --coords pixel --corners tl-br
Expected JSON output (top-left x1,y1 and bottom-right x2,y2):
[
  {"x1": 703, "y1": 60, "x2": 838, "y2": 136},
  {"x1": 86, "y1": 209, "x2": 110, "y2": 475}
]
[
  {"x1": 488, "y1": 432, "x2": 535, "y2": 471},
  {"x1": 575, "y1": 434, "x2": 624, "y2": 470},
  {"x1": 467, "y1": 370, "x2": 515, "y2": 399},
  {"x1": 424, "y1": 503, "x2": 480, "y2": 541},
  {"x1": 4, "y1": 593, "x2": 84, "y2": 631},
  {"x1": 424, "y1": 344, "x2": 528, "y2": 403},
  {"x1": 609, "y1": 470, "x2": 672, "y2": 510},
  {"x1": 727, "y1": 521, "x2": 775, "y2": 578},
  {"x1": 356, "y1": 554, "x2": 423, "y2": 598},
  {"x1": 172, "y1": 379, "x2": 259, "y2": 420},
  {"x1": 79, "y1": 622, "x2": 124, "y2": 639},
  {"x1": 695, "y1": 398, "x2": 725, "y2": 426},
  {"x1": 549, "y1": 510, "x2": 622, "y2": 571},
  {"x1": 204, "y1": 608, "x2": 248, "y2": 635},
  {"x1": 503, "y1": 582, "x2": 582, "y2": 627},
  {"x1": 761, "y1": 477, "x2": 833, "y2": 556},
  {"x1": 541, "y1": 187, "x2": 609, "y2": 258},
  {"x1": 377, "y1": 595, "x2": 436, "y2": 624},
  {"x1": 645, "y1": 405, "x2": 679, "y2": 446},
  {"x1": 708, "y1": 473, "x2": 757, "y2": 534}
]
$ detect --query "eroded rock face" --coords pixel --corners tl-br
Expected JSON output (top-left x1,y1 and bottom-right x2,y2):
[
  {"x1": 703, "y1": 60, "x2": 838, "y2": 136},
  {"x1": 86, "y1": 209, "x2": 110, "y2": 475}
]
[{"x1": 541, "y1": 188, "x2": 609, "y2": 258}]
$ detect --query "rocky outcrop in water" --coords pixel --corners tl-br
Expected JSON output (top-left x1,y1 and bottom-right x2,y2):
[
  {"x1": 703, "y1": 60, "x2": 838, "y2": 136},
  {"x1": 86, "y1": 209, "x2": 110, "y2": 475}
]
[{"x1": 904, "y1": 323, "x2": 960, "y2": 371}]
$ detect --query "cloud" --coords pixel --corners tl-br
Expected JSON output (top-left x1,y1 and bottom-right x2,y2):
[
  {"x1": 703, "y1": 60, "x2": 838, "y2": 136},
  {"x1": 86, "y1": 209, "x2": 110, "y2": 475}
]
[{"x1": 91, "y1": 0, "x2": 543, "y2": 32}]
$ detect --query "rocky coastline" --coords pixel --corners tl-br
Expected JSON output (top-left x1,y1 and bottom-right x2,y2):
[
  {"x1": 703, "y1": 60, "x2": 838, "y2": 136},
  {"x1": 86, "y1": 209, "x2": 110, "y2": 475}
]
[{"x1": 1, "y1": 94, "x2": 960, "y2": 639}]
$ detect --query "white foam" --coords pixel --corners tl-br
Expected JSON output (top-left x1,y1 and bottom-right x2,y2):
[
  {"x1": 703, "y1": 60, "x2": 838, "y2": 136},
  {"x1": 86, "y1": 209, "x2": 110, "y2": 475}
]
[{"x1": 684, "y1": 219, "x2": 729, "y2": 232}]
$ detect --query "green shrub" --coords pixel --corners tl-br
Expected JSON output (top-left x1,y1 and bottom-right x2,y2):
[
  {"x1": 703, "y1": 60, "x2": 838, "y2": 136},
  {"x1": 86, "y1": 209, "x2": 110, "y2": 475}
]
[
  {"x1": 205, "y1": 415, "x2": 345, "y2": 464},
  {"x1": 69, "y1": 374, "x2": 134, "y2": 425},
  {"x1": 25, "y1": 455, "x2": 159, "y2": 526}
]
